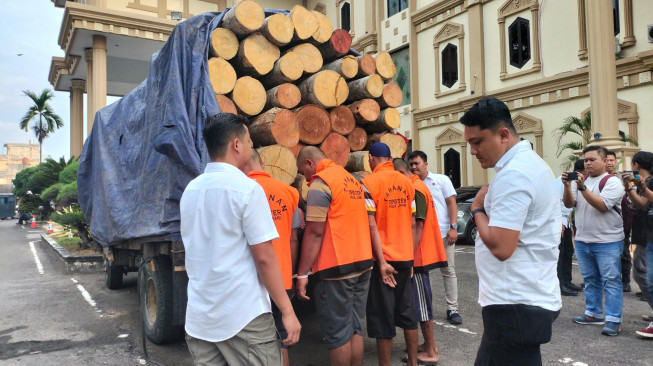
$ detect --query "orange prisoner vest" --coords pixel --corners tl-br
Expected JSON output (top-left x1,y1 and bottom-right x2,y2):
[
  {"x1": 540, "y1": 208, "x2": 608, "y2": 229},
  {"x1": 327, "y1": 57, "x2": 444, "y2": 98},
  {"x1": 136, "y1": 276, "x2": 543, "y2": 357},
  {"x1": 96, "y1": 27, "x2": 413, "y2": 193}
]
[
  {"x1": 411, "y1": 175, "x2": 448, "y2": 272},
  {"x1": 248, "y1": 170, "x2": 299, "y2": 290},
  {"x1": 311, "y1": 159, "x2": 373, "y2": 279},
  {"x1": 361, "y1": 161, "x2": 415, "y2": 267}
]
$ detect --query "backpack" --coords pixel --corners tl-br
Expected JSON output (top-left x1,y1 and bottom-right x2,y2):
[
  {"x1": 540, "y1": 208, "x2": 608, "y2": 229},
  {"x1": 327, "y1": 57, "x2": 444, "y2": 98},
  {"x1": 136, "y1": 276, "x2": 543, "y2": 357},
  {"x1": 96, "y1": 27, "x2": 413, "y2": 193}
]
[{"x1": 597, "y1": 175, "x2": 627, "y2": 225}]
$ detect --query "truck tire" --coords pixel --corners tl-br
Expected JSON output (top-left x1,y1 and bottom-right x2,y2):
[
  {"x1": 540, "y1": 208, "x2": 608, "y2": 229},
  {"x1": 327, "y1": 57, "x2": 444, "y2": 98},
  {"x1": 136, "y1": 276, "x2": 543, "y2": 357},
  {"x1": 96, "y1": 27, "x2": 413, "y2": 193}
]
[
  {"x1": 138, "y1": 256, "x2": 183, "y2": 344},
  {"x1": 105, "y1": 259, "x2": 124, "y2": 289}
]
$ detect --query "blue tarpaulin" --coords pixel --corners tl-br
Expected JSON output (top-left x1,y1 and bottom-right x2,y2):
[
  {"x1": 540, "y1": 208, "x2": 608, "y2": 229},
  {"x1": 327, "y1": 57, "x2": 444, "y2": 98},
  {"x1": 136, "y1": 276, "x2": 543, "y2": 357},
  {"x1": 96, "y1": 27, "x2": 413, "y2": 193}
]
[{"x1": 78, "y1": 10, "x2": 285, "y2": 247}]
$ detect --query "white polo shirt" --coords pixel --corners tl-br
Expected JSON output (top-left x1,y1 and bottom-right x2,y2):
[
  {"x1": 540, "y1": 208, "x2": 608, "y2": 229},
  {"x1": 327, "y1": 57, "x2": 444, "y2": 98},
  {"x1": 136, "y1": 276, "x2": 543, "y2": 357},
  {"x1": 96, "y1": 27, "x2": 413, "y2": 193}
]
[
  {"x1": 476, "y1": 140, "x2": 562, "y2": 311},
  {"x1": 423, "y1": 172, "x2": 457, "y2": 237},
  {"x1": 180, "y1": 162, "x2": 279, "y2": 342}
]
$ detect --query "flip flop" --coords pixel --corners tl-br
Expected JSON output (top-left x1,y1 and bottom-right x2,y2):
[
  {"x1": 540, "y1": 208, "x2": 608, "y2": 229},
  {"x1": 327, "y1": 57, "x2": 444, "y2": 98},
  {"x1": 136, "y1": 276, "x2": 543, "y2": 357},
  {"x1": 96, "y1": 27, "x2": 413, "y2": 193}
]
[{"x1": 400, "y1": 356, "x2": 438, "y2": 366}]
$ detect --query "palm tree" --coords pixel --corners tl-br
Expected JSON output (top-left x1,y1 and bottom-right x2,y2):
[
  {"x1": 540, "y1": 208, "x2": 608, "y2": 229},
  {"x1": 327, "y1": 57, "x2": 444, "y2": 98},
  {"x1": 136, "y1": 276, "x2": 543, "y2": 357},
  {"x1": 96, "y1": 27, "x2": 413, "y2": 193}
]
[{"x1": 19, "y1": 89, "x2": 64, "y2": 163}]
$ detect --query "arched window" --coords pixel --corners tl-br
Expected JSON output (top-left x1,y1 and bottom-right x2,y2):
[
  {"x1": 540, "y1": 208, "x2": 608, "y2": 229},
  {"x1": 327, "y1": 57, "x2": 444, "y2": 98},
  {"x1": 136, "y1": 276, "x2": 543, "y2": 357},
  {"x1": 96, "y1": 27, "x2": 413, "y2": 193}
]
[
  {"x1": 444, "y1": 148, "x2": 461, "y2": 189},
  {"x1": 508, "y1": 17, "x2": 530, "y2": 69},
  {"x1": 441, "y1": 44, "x2": 458, "y2": 88},
  {"x1": 340, "y1": 2, "x2": 350, "y2": 32},
  {"x1": 613, "y1": 0, "x2": 620, "y2": 36}
]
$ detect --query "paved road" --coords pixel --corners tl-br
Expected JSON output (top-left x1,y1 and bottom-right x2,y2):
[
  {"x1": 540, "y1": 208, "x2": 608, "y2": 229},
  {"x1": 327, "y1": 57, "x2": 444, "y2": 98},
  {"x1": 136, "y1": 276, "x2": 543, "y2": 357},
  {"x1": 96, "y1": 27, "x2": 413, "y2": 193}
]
[{"x1": 1, "y1": 219, "x2": 652, "y2": 365}]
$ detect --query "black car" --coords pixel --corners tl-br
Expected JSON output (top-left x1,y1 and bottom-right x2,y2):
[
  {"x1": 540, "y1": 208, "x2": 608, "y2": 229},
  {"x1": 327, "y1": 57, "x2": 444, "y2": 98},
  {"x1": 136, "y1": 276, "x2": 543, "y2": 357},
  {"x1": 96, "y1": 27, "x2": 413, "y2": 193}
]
[{"x1": 455, "y1": 186, "x2": 482, "y2": 246}]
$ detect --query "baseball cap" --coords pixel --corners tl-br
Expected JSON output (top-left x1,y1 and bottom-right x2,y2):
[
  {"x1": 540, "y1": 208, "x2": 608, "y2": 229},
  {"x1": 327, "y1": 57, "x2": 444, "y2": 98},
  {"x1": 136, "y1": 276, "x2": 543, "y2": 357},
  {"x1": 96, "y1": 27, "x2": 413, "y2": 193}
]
[{"x1": 369, "y1": 142, "x2": 391, "y2": 157}]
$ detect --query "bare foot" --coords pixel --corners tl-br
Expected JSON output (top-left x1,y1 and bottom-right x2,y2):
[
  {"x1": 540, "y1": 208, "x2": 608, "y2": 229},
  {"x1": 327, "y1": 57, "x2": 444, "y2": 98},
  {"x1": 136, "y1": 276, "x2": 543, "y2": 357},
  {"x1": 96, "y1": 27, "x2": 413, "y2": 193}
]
[{"x1": 417, "y1": 351, "x2": 439, "y2": 364}]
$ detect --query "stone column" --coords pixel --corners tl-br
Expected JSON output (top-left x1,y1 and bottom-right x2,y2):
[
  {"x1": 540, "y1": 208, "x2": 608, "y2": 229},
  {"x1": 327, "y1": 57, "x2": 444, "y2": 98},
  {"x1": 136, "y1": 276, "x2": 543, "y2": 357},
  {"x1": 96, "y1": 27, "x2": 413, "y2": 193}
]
[
  {"x1": 498, "y1": 18, "x2": 507, "y2": 78},
  {"x1": 586, "y1": 0, "x2": 622, "y2": 146},
  {"x1": 70, "y1": 79, "x2": 85, "y2": 158},
  {"x1": 534, "y1": 131, "x2": 543, "y2": 157},
  {"x1": 84, "y1": 48, "x2": 93, "y2": 136},
  {"x1": 433, "y1": 43, "x2": 441, "y2": 95},
  {"x1": 530, "y1": 4, "x2": 541, "y2": 68},
  {"x1": 435, "y1": 146, "x2": 442, "y2": 174},
  {"x1": 622, "y1": 0, "x2": 635, "y2": 48},
  {"x1": 457, "y1": 34, "x2": 466, "y2": 89},
  {"x1": 467, "y1": 1, "x2": 485, "y2": 95},
  {"x1": 90, "y1": 35, "x2": 107, "y2": 135},
  {"x1": 460, "y1": 142, "x2": 468, "y2": 186},
  {"x1": 577, "y1": 0, "x2": 588, "y2": 59}
]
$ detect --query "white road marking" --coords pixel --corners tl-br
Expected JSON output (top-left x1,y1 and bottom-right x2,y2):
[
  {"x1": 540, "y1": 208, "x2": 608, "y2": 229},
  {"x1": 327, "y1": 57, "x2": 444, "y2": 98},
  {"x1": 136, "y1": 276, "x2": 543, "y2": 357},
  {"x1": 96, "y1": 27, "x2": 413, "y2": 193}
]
[
  {"x1": 458, "y1": 328, "x2": 478, "y2": 335},
  {"x1": 118, "y1": 334, "x2": 129, "y2": 338},
  {"x1": 572, "y1": 363, "x2": 588, "y2": 366},
  {"x1": 71, "y1": 278, "x2": 78, "y2": 284},
  {"x1": 138, "y1": 359, "x2": 147, "y2": 365},
  {"x1": 433, "y1": 320, "x2": 478, "y2": 335},
  {"x1": 71, "y1": 277, "x2": 97, "y2": 308},
  {"x1": 28, "y1": 241, "x2": 44, "y2": 275},
  {"x1": 558, "y1": 358, "x2": 588, "y2": 366},
  {"x1": 559, "y1": 358, "x2": 573, "y2": 364},
  {"x1": 28, "y1": 231, "x2": 41, "y2": 233}
]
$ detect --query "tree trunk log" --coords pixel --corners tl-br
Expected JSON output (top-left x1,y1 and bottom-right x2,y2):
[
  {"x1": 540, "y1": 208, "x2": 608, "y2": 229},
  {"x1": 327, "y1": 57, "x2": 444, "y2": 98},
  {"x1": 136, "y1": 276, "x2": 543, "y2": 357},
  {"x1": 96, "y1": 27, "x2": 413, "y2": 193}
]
[
  {"x1": 348, "y1": 99, "x2": 380, "y2": 125},
  {"x1": 374, "y1": 51, "x2": 397, "y2": 80},
  {"x1": 289, "y1": 142, "x2": 306, "y2": 159},
  {"x1": 229, "y1": 76, "x2": 266, "y2": 116},
  {"x1": 288, "y1": 43, "x2": 323, "y2": 74},
  {"x1": 298, "y1": 70, "x2": 348, "y2": 109},
  {"x1": 294, "y1": 105, "x2": 331, "y2": 145},
  {"x1": 234, "y1": 33, "x2": 280, "y2": 77},
  {"x1": 310, "y1": 10, "x2": 333, "y2": 44},
  {"x1": 329, "y1": 105, "x2": 356, "y2": 135},
  {"x1": 345, "y1": 74, "x2": 384, "y2": 103},
  {"x1": 249, "y1": 108, "x2": 299, "y2": 148},
  {"x1": 350, "y1": 170, "x2": 371, "y2": 181},
  {"x1": 317, "y1": 29, "x2": 352, "y2": 62},
  {"x1": 288, "y1": 5, "x2": 319, "y2": 41},
  {"x1": 345, "y1": 151, "x2": 371, "y2": 172},
  {"x1": 375, "y1": 82, "x2": 403, "y2": 108},
  {"x1": 265, "y1": 83, "x2": 301, "y2": 110},
  {"x1": 257, "y1": 144, "x2": 298, "y2": 185},
  {"x1": 259, "y1": 13, "x2": 294, "y2": 46},
  {"x1": 355, "y1": 54, "x2": 376, "y2": 78},
  {"x1": 365, "y1": 108, "x2": 401, "y2": 133},
  {"x1": 321, "y1": 55, "x2": 358, "y2": 79},
  {"x1": 208, "y1": 57, "x2": 237, "y2": 95},
  {"x1": 320, "y1": 132, "x2": 350, "y2": 167},
  {"x1": 220, "y1": 0, "x2": 264, "y2": 37},
  {"x1": 216, "y1": 94, "x2": 238, "y2": 115},
  {"x1": 366, "y1": 133, "x2": 407, "y2": 158},
  {"x1": 347, "y1": 127, "x2": 367, "y2": 151},
  {"x1": 209, "y1": 28, "x2": 239, "y2": 60},
  {"x1": 260, "y1": 51, "x2": 304, "y2": 88}
]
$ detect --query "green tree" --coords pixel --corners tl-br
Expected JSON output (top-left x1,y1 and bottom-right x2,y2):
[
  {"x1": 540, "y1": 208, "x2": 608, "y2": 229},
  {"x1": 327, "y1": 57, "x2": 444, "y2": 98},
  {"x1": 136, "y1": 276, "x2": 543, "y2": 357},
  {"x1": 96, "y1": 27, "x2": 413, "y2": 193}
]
[
  {"x1": 12, "y1": 166, "x2": 38, "y2": 197},
  {"x1": 25, "y1": 157, "x2": 74, "y2": 195},
  {"x1": 19, "y1": 89, "x2": 64, "y2": 163}
]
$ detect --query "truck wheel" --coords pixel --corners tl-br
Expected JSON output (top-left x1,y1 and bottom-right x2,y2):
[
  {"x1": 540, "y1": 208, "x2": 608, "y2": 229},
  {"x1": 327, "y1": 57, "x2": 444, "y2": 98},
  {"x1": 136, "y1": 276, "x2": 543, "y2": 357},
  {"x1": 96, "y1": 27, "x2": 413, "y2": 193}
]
[
  {"x1": 138, "y1": 256, "x2": 183, "y2": 345},
  {"x1": 105, "y1": 260, "x2": 124, "y2": 289}
]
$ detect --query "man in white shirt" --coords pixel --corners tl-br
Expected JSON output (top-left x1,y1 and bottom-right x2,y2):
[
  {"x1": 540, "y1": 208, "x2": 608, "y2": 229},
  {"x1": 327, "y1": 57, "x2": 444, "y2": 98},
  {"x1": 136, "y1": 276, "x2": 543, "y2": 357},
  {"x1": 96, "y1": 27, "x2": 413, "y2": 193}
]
[
  {"x1": 408, "y1": 151, "x2": 463, "y2": 325},
  {"x1": 180, "y1": 113, "x2": 301, "y2": 365},
  {"x1": 461, "y1": 97, "x2": 561, "y2": 365},
  {"x1": 563, "y1": 145, "x2": 625, "y2": 337}
]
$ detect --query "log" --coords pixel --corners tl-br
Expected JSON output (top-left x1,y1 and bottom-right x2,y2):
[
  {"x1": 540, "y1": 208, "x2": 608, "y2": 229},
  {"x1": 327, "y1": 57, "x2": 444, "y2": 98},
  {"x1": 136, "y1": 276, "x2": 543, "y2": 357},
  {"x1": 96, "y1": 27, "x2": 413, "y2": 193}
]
[
  {"x1": 329, "y1": 105, "x2": 356, "y2": 135},
  {"x1": 234, "y1": 33, "x2": 280, "y2": 77},
  {"x1": 298, "y1": 70, "x2": 348, "y2": 109},
  {"x1": 345, "y1": 151, "x2": 371, "y2": 173},
  {"x1": 249, "y1": 108, "x2": 299, "y2": 148},
  {"x1": 208, "y1": 57, "x2": 237, "y2": 95},
  {"x1": 289, "y1": 43, "x2": 323, "y2": 74},
  {"x1": 291, "y1": 174, "x2": 309, "y2": 209},
  {"x1": 348, "y1": 99, "x2": 380, "y2": 125},
  {"x1": 374, "y1": 51, "x2": 397, "y2": 80},
  {"x1": 365, "y1": 108, "x2": 401, "y2": 133},
  {"x1": 310, "y1": 10, "x2": 333, "y2": 44},
  {"x1": 347, "y1": 127, "x2": 367, "y2": 151},
  {"x1": 317, "y1": 29, "x2": 352, "y2": 62},
  {"x1": 366, "y1": 133, "x2": 407, "y2": 158},
  {"x1": 345, "y1": 74, "x2": 384, "y2": 102},
  {"x1": 209, "y1": 28, "x2": 239, "y2": 60},
  {"x1": 320, "y1": 132, "x2": 350, "y2": 167},
  {"x1": 259, "y1": 13, "x2": 294, "y2": 46},
  {"x1": 216, "y1": 94, "x2": 238, "y2": 115},
  {"x1": 294, "y1": 105, "x2": 331, "y2": 145},
  {"x1": 288, "y1": 5, "x2": 319, "y2": 41},
  {"x1": 321, "y1": 55, "x2": 358, "y2": 79},
  {"x1": 375, "y1": 82, "x2": 403, "y2": 108},
  {"x1": 220, "y1": 0, "x2": 264, "y2": 37},
  {"x1": 261, "y1": 51, "x2": 304, "y2": 88},
  {"x1": 351, "y1": 170, "x2": 371, "y2": 181},
  {"x1": 289, "y1": 142, "x2": 306, "y2": 159},
  {"x1": 230, "y1": 76, "x2": 266, "y2": 116},
  {"x1": 355, "y1": 54, "x2": 376, "y2": 78},
  {"x1": 257, "y1": 144, "x2": 298, "y2": 185},
  {"x1": 264, "y1": 83, "x2": 301, "y2": 110}
]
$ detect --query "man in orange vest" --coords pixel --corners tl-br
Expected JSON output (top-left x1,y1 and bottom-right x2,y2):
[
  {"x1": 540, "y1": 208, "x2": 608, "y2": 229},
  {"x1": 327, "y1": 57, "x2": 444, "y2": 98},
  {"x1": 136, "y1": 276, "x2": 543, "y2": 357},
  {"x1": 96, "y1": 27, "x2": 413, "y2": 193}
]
[
  {"x1": 244, "y1": 150, "x2": 300, "y2": 366},
  {"x1": 394, "y1": 158, "x2": 448, "y2": 365},
  {"x1": 294, "y1": 146, "x2": 375, "y2": 366},
  {"x1": 362, "y1": 142, "x2": 419, "y2": 366}
]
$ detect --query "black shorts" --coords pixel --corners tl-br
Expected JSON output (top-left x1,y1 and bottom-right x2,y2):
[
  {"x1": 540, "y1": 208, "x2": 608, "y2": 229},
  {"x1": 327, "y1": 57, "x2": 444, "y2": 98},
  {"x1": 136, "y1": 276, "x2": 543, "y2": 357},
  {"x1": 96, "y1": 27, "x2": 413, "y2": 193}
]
[
  {"x1": 271, "y1": 291, "x2": 292, "y2": 349},
  {"x1": 366, "y1": 264, "x2": 417, "y2": 339}
]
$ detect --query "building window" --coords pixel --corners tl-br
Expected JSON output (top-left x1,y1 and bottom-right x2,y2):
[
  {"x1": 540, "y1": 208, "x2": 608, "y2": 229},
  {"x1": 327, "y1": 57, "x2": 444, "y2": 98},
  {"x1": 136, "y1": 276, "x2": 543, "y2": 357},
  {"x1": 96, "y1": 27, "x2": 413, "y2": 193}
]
[
  {"x1": 390, "y1": 47, "x2": 410, "y2": 106},
  {"x1": 340, "y1": 2, "x2": 350, "y2": 31},
  {"x1": 508, "y1": 17, "x2": 530, "y2": 69},
  {"x1": 441, "y1": 44, "x2": 458, "y2": 88},
  {"x1": 387, "y1": 0, "x2": 408, "y2": 18},
  {"x1": 613, "y1": 0, "x2": 620, "y2": 36}
]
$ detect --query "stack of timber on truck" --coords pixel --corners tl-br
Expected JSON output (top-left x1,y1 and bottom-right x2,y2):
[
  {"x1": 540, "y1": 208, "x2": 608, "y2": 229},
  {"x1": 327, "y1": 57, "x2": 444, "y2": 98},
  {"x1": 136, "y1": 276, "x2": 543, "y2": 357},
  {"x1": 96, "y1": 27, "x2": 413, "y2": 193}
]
[{"x1": 77, "y1": 0, "x2": 405, "y2": 345}]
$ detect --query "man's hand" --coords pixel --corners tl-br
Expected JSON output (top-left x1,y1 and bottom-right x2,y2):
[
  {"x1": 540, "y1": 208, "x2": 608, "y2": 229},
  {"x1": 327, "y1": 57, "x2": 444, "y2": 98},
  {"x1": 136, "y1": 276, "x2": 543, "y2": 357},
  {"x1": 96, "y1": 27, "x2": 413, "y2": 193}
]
[
  {"x1": 575, "y1": 172, "x2": 585, "y2": 189},
  {"x1": 446, "y1": 228, "x2": 458, "y2": 245},
  {"x1": 561, "y1": 172, "x2": 571, "y2": 187},
  {"x1": 380, "y1": 262, "x2": 398, "y2": 288},
  {"x1": 471, "y1": 184, "x2": 489, "y2": 211},
  {"x1": 295, "y1": 277, "x2": 309, "y2": 301},
  {"x1": 280, "y1": 310, "x2": 301, "y2": 346}
]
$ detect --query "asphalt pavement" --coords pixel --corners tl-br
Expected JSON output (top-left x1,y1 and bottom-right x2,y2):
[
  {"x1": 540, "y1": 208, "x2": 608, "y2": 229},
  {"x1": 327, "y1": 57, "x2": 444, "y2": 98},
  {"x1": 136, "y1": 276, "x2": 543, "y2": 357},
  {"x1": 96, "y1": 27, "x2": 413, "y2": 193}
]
[{"x1": 1, "y1": 219, "x2": 652, "y2": 365}]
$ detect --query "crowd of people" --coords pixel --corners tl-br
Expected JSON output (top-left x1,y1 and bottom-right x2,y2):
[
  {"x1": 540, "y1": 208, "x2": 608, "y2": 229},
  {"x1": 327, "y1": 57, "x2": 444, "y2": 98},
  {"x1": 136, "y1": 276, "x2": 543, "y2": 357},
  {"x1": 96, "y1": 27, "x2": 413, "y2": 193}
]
[{"x1": 178, "y1": 97, "x2": 653, "y2": 366}]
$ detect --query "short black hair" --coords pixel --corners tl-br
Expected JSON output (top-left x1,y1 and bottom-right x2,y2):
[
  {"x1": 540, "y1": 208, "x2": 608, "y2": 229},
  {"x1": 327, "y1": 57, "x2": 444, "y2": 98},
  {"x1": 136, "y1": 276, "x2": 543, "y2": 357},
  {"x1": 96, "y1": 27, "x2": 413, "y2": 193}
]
[
  {"x1": 582, "y1": 145, "x2": 608, "y2": 159},
  {"x1": 573, "y1": 158, "x2": 585, "y2": 172},
  {"x1": 392, "y1": 158, "x2": 410, "y2": 172},
  {"x1": 633, "y1": 151, "x2": 653, "y2": 173},
  {"x1": 460, "y1": 97, "x2": 517, "y2": 134},
  {"x1": 202, "y1": 113, "x2": 248, "y2": 160},
  {"x1": 606, "y1": 150, "x2": 617, "y2": 158},
  {"x1": 408, "y1": 150, "x2": 427, "y2": 162}
]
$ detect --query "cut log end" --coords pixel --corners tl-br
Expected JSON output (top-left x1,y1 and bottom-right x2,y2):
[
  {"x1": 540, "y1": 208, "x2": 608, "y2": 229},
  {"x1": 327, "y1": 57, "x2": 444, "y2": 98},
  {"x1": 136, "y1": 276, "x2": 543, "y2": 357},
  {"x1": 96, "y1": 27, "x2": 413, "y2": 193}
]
[
  {"x1": 238, "y1": 33, "x2": 280, "y2": 77},
  {"x1": 357, "y1": 54, "x2": 376, "y2": 77},
  {"x1": 208, "y1": 57, "x2": 237, "y2": 95},
  {"x1": 349, "y1": 99, "x2": 381, "y2": 124},
  {"x1": 295, "y1": 105, "x2": 331, "y2": 145},
  {"x1": 318, "y1": 29, "x2": 353, "y2": 62},
  {"x1": 377, "y1": 108, "x2": 401, "y2": 131},
  {"x1": 266, "y1": 83, "x2": 301, "y2": 110},
  {"x1": 231, "y1": 76, "x2": 266, "y2": 116},
  {"x1": 311, "y1": 10, "x2": 333, "y2": 44},
  {"x1": 257, "y1": 145, "x2": 298, "y2": 185},
  {"x1": 289, "y1": 5, "x2": 319, "y2": 40},
  {"x1": 345, "y1": 151, "x2": 371, "y2": 173},
  {"x1": 347, "y1": 127, "x2": 367, "y2": 151},
  {"x1": 299, "y1": 70, "x2": 349, "y2": 109},
  {"x1": 341, "y1": 56, "x2": 359, "y2": 79},
  {"x1": 377, "y1": 82, "x2": 403, "y2": 108},
  {"x1": 346, "y1": 74, "x2": 383, "y2": 102},
  {"x1": 291, "y1": 43, "x2": 323, "y2": 74},
  {"x1": 320, "y1": 132, "x2": 350, "y2": 167},
  {"x1": 221, "y1": 0, "x2": 265, "y2": 36},
  {"x1": 209, "y1": 28, "x2": 239, "y2": 60},
  {"x1": 374, "y1": 51, "x2": 396, "y2": 79},
  {"x1": 329, "y1": 105, "x2": 356, "y2": 135},
  {"x1": 249, "y1": 108, "x2": 299, "y2": 148},
  {"x1": 261, "y1": 13, "x2": 294, "y2": 46},
  {"x1": 216, "y1": 94, "x2": 238, "y2": 115}
]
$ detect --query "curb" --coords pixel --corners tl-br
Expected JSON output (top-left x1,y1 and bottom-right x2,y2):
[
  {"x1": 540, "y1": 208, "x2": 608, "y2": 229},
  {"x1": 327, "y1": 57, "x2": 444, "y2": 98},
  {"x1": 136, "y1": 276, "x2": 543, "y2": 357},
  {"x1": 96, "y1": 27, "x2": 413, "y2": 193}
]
[{"x1": 40, "y1": 233, "x2": 104, "y2": 273}]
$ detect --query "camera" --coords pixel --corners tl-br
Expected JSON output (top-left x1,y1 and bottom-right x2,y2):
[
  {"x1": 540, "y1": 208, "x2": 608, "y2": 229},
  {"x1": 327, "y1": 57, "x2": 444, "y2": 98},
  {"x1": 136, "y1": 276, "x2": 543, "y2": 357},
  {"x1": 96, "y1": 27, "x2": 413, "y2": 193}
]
[
  {"x1": 566, "y1": 172, "x2": 578, "y2": 181},
  {"x1": 624, "y1": 170, "x2": 640, "y2": 180}
]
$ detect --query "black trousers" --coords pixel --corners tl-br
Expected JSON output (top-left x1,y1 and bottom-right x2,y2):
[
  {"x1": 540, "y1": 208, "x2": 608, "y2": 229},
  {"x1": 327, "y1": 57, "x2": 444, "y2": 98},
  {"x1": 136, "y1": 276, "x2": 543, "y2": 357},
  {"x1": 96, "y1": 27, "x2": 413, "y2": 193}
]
[
  {"x1": 557, "y1": 226, "x2": 574, "y2": 285},
  {"x1": 621, "y1": 229, "x2": 632, "y2": 285},
  {"x1": 475, "y1": 304, "x2": 559, "y2": 366}
]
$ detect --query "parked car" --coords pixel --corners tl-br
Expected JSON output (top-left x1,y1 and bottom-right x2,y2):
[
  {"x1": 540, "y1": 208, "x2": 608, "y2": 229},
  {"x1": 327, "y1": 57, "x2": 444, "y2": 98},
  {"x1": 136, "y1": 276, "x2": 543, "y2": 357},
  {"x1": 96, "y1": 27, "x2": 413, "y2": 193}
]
[{"x1": 454, "y1": 186, "x2": 482, "y2": 246}]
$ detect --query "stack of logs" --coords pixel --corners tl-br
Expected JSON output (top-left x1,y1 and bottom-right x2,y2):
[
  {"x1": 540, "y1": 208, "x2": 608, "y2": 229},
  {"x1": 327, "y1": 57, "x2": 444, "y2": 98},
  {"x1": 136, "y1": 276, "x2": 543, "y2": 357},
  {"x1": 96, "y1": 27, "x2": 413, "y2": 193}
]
[{"x1": 208, "y1": 1, "x2": 407, "y2": 206}]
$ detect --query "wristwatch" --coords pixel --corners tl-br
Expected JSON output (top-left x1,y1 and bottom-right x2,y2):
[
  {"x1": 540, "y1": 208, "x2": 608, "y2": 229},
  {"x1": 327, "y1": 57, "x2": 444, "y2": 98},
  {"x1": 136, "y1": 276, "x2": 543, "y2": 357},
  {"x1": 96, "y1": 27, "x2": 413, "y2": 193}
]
[
  {"x1": 450, "y1": 224, "x2": 458, "y2": 230},
  {"x1": 579, "y1": 185, "x2": 587, "y2": 191},
  {"x1": 470, "y1": 208, "x2": 486, "y2": 223}
]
